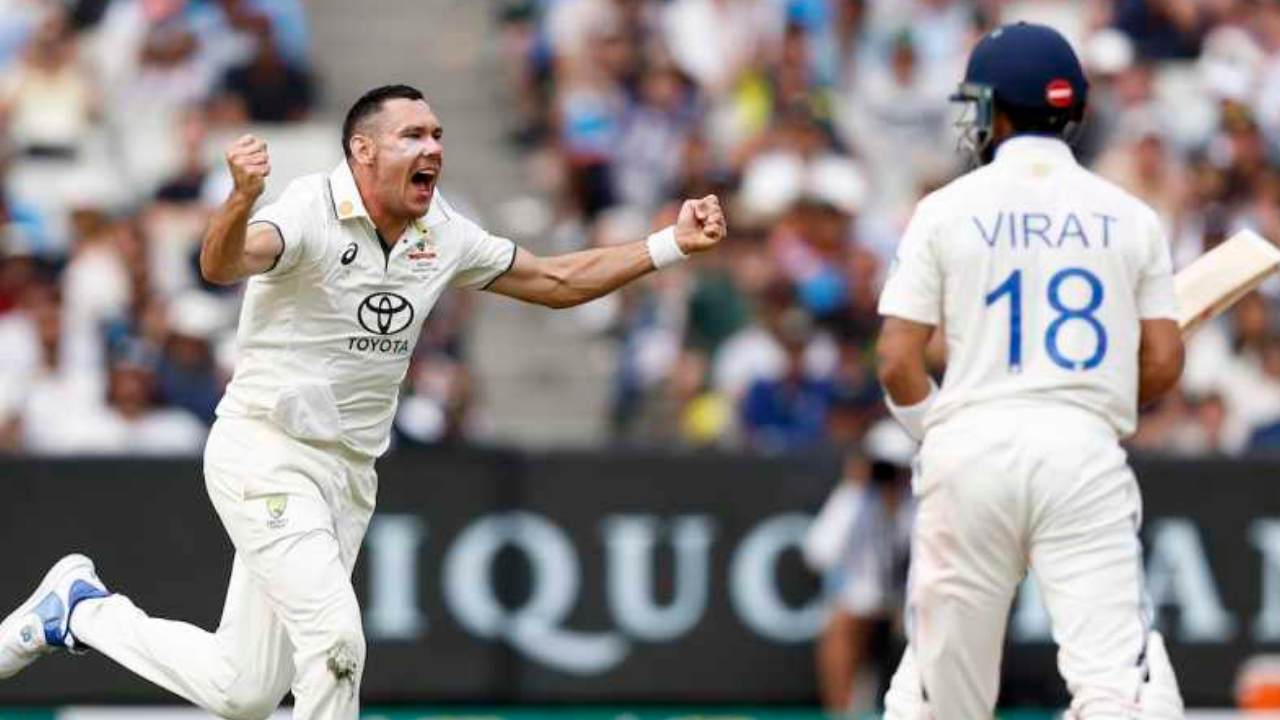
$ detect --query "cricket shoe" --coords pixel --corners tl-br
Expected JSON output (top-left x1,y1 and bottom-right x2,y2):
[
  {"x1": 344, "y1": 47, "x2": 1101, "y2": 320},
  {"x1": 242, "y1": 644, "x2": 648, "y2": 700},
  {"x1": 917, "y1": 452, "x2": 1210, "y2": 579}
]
[{"x1": 0, "y1": 554, "x2": 110, "y2": 679}]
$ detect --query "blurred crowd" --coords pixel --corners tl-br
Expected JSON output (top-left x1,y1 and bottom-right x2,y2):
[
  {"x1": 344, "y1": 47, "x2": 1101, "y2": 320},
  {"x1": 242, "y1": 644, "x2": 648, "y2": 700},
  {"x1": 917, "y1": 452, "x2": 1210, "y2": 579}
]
[
  {"x1": 0, "y1": 0, "x2": 321, "y2": 455},
  {"x1": 497, "y1": 0, "x2": 1280, "y2": 456},
  {"x1": 9, "y1": 0, "x2": 1280, "y2": 457}
]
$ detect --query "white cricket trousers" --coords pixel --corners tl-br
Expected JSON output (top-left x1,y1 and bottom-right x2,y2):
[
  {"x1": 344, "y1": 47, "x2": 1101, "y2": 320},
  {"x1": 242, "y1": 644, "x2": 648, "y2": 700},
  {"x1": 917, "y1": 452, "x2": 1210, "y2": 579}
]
[
  {"x1": 883, "y1": 631, "x2": 1185, "y2": 720},
  {"x1": 69, "y1": 417, "x2": 376, "y2": 720},
  {"x1": 905, "y1": 404, "x2": 1158, "y2": 720}
]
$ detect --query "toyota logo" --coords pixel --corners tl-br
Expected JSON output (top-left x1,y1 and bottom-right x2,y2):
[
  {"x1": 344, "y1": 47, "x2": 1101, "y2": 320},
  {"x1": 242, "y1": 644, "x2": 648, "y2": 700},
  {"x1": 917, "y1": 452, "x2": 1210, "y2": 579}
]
[{"x1": 358, "y1": 292, "x2": 415, "y2": 335}]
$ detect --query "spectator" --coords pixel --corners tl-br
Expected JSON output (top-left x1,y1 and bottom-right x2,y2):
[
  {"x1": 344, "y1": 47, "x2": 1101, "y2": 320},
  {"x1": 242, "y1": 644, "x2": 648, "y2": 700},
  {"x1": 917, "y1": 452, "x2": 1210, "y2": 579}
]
[
  {"x1": 496, "y1": 0, "x2": 547, "y2": 146},
  {"x1": 553, "y1": 18, "x2": 629, "y2": 219},
  {"x1": 99, "y1": 3, "x2": 220, "y2": 115},
  {"x1": 1131, "y1": 388, "x2": 1230, "y2": 456},
  {"x1": 155, "y1": 291, "x2": 227, "y2": 425},
  {"x1": 620, "y1": 348, "x2": 732, "y2": 445},
  {"x1": 684, "y1": 229, "x2": 757, "y2": 356},
  {"x1": 836, "y1": 29, "x2": 954, "y2": 215},
  {"x1": 714, "y1": 281, "x2": 838, "y2": 402},
  {"x1": 1113, "y1": 0, "x2": 1213, "y2": 60},
  {"x1": 3, "y1": 282, "x2": 110, "y2": 455},
  {"x1": 1253, "y1": 0, "x2": 1280, "y2": 147},
  {"x1": 154, "y1": 105, "x2": 215, "y2": 204},
  {"x1": 610, "y1": 58, "x2": 700, "y2": 212},
  {"x1": 181, "y1": 0, "x2": 266, "y2": 84},
  {"x1": 143, "y1": 105, "x2": 223, "y2": 300},
  {"x1": 0, "y1": 8, "x2": 98, "y2": 159},
  {"x1": 0, "y1": 270, "x2": 47, "y2": 449},
  {"x1": 211, "y1": 25, "x2": 314, "y2": 123},
  {"x1": 1244, "y1": 336, "x2": 1280, "y2": 453},
  {"x1": 36, "y1": 207, "x2": 128, "y2": 402},
  {"x1": 231, "y1": 0, "x2": 311, "y2": 67},
  {"x1": 804, "y1": 419, "x2": 916, "y2": 713},
  {"x1": 662, "y1": 0, "x2": 785, "y2": 98},
  {"x1": 740, "y1": 308, "x2": 836, "y2": 450},
  {"x1": 92, "y1": 348, "x2": 208, "y2": 455},
  {"x1": 1095, "y1": 113, "x2": 1189, "y2": 233},
  {"x1": 1183, "y1": 292, "x2": 1280, "y2": 453},
  {"x1": 394, "y1": 355, "x2": 492, "y2": 447},
  {"x1": 610, "y1": 256, "x2": 693, "y2": 437},
  {"x1": 0, "y1": 192, "x2": 44, "y2": 312},
  {"x1": 826, "y1": 337, "x2": 883, "y2": 443}
]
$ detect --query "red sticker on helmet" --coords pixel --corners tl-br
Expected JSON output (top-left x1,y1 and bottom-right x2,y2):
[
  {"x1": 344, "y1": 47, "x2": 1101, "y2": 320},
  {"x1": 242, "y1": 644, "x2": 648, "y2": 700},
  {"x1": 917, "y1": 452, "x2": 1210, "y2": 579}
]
[{"x1": 1046, "y1": 79, "x2": 1074, "y2": 108}]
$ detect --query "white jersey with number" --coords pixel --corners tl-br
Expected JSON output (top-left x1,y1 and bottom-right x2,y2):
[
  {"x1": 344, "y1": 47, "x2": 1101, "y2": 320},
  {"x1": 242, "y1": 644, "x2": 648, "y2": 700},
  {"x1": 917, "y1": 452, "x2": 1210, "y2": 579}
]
[
  {"x1": 216, "y1": 161, "x2": 516, "y2": 457},
  {"x1": 878, "y1": 136, "x2": 1178, "y2": 438}
]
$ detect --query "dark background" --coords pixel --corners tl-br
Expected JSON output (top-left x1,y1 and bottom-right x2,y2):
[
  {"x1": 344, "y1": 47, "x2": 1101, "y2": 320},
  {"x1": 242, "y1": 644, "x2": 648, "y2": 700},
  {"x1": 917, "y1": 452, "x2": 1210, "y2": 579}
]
[{"x1": 0, "y1": 451, "x2": 1271, "y2": 706}]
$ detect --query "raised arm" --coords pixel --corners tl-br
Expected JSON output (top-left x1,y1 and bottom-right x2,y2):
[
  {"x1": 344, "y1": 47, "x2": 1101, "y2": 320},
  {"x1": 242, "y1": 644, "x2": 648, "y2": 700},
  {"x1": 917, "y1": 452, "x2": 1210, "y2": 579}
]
[
  {"x1": 200, "y1": 135, "x2": 286, "y2": 285},
  {"x1": 487, "y1": 196, "x2": 726, "y2": 309}
]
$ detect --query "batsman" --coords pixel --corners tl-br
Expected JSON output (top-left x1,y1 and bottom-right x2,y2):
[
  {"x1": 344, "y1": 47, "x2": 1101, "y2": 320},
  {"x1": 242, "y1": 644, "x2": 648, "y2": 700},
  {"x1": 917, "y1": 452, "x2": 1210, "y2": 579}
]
[{"x1": 875, "y1": 23, "x2": 1189, "y2": 719}]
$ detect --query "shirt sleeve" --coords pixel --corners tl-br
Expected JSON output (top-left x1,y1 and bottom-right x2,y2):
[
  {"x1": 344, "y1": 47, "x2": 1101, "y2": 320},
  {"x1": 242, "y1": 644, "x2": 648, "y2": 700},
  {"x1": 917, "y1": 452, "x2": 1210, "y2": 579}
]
[
  {"x1": 1137, "y1": 209, "x2": 1179, "y2": 320},
  {"x1": 450, "y1": 216, "x2": 518, "y2": 290},
  {"x1": 248, "y1": 178, "x2": 319, "y2": 277},
  {"x1": 878, "y1": 197, "x2": 943, "y2": 325}
]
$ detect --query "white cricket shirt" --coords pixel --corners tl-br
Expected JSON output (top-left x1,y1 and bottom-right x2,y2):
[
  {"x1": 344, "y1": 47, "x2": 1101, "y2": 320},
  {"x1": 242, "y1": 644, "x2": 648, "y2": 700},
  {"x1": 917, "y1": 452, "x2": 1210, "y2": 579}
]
[
  {"x1": 216, "y1": 161, "x2": 516, "y2": 457},
  {"x1": 878, "y1": 136, "x2": 1178, "y2": 438}
]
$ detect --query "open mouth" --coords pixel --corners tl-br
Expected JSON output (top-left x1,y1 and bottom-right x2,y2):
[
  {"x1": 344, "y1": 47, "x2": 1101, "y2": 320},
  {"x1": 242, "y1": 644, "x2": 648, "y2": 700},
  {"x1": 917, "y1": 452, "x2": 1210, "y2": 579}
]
[{"x1": 411, "y1": 169, "x2": 437, "y2": 194}]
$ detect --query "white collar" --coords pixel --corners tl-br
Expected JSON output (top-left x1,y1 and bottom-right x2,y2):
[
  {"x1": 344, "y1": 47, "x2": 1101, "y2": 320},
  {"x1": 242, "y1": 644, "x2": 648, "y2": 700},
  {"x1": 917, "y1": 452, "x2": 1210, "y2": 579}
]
[
  {"x1": 327, "y1": 161, "x2": 451, "y2": 229},
  {"x1": 993, "y1": 135, "x2": 1077, "y2": 166}
]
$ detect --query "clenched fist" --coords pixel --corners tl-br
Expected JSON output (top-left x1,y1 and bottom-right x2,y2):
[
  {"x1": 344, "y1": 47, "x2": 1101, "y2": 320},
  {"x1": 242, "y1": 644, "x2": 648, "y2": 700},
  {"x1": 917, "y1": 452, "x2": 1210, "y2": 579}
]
[
  {"x1": 675, "y1": 195, "x2": 727, "y2": 254},
  {"x1": 226, "y1": 134, "x2": 271, "y2": 200}
]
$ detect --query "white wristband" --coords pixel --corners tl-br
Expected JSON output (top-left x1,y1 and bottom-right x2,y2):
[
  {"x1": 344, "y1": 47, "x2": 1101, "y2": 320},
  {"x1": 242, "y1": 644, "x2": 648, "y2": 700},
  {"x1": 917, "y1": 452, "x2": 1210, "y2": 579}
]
[
  {"x1": 886, "y1": 378, "x2": 939, "y2": 442},
  {"x1": 646, "y1": 226, "x2": 687, "y2": 269}
]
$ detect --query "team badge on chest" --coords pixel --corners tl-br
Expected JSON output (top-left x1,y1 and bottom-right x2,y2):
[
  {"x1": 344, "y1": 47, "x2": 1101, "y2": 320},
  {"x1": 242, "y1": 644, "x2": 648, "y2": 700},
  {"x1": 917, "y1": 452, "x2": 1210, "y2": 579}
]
[{"x1": 407, "y1": 226, "x2": 439, "y2": 276}]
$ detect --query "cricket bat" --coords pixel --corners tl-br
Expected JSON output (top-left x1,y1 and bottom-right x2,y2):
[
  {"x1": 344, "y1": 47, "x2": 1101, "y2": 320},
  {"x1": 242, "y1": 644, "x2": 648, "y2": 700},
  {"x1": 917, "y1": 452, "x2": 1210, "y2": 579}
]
[{"x1": 1175, "y1": 229, "x2": 1280, "y2": 337}]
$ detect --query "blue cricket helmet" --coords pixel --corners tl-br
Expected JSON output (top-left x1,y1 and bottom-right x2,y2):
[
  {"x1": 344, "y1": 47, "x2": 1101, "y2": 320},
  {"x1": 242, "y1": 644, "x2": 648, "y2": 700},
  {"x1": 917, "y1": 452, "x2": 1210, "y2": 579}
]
[{"x1": 952, "y1": 22, "x2": 1090, "y2": 163}]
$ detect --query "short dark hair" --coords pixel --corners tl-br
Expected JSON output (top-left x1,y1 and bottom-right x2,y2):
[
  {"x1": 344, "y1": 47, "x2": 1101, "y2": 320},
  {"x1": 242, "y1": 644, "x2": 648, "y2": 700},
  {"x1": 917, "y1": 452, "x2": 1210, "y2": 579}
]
[
  {"x1": 999, "y1": 99, "x2": 1073, "y2": 138},
  {"x1": 342, "y1": 84, "x2": 426, "y2": 158}
]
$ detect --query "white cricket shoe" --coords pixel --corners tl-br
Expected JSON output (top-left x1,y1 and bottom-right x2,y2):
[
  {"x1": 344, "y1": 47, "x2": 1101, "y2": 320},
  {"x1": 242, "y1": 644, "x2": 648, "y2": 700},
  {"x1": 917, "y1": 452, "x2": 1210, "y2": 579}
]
[{"x1": 0, "y1": 554, "x2": 110, "y2": 679}]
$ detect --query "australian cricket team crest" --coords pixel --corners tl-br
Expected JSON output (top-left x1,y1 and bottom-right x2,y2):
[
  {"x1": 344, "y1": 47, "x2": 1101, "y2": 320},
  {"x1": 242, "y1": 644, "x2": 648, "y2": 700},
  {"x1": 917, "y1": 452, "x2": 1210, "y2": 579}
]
[
  {"x1": 266, "y1": 495, "x2": 289, "y2": 529},
  {"x1": 407, "y1": 224, "x2": 439, "y2": 275}
]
